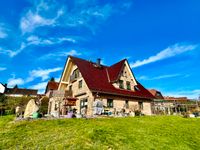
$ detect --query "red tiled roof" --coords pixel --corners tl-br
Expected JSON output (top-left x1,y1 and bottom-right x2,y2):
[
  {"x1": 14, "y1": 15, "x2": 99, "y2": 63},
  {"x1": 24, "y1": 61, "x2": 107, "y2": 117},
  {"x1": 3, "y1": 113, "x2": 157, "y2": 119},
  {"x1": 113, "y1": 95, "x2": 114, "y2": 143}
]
[
  {"x1": 148, "y1": 89, "x2": 164, "y2": 99},
  {"x1": 70, "y1": 56, "x2": 154, "y2": 100},
  {"x1": 45, "y1": 81, "x2": 59, "y2": 94},
  {"x1": 5, "y1": 88, "x2": 38, "y2": 95},
  {"x1": 107, "y1": 59, "x2": 126, "y2": 82}
]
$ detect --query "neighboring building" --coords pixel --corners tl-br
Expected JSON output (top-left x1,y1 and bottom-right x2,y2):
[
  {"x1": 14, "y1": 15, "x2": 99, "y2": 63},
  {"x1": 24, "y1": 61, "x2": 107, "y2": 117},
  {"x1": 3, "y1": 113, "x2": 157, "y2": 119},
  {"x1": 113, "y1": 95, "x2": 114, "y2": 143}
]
[
  {"x1": 148, "y1": 89, "x2": 173, "y2": 115},
  {"x1": 4, "y1": 86, "x2": 38, "y2": 97},
  {"x1": 0, "y1": 83, "x2": 6, "y2": 94},
  {"x1": 48, "y1": 56, "x2": 154, "y2": 117},
  {"x1": 164, "y1": 96, "x2": 189, "y2": 103},
  {"x1": 148, "y1": 89, "x2": 164, "y2": 99},
  {"x1": 45, "y1": 81, "x2": 59, "y2": 98}
]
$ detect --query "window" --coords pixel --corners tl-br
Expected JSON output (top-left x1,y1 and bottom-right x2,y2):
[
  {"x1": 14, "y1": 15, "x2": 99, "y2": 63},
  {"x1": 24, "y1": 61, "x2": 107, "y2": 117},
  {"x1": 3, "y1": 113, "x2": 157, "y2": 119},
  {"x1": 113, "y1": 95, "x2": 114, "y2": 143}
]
[
  {"x1": 126, "y1": 81, "x2": 131, "y2": 90},
  {"x1": 119, "y1": 80, "x2": 124, "y2": 89},
  {"x1": 69, "y1": 85, "x2": 72, "y2": 91},
  {"x1": 125, "y1": 100, "x2": 129, "y2": 108},
  {"x1": 54, "y1": 104, "x2": 57, "y2": 111},
  {"x1": 79, "y1": 80, "x2": 82, "y2": 89},
  {"x1": 138, "y1": 102, "x2": 143, "y2": 110},
  {"x1": 80, "y1": 99, "x2": 88, "y2": 108},
  {"x1": 107, "y1": 99, "x2": 113, "y2": 108},
  {"x1": 74, "y1": 69, "x2": 79, "y2": 78}
]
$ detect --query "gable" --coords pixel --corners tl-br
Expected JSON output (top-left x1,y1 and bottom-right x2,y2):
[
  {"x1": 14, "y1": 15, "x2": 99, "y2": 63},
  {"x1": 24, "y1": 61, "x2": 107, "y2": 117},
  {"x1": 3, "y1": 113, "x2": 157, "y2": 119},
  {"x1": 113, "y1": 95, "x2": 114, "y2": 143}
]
[
  {"x1": 58, "y1": 57, "x2": 76, "y2": 90},
  {"x1": 58, "y1": 57, "x2": 89, "y2": 93},
  {"x1": 118, "y1": 60, "x2": 137, "y2": 86}
]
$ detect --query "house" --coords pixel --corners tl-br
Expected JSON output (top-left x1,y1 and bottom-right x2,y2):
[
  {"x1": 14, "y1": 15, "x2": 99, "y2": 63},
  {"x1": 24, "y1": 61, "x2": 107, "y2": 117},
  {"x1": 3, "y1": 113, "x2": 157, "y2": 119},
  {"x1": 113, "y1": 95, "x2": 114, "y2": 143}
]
[
  {"x1": 164, "y1": 96, "x2": 189, "y2": 103},
  {"x1": 0, "y1": 83, "x2": 6, "y2": 94},
  {"x1": 45, "y1": 81, "x2": 59, "y2": 98},
  {"x1": 148, "y1": 89, "x2": 164, "y2": 99},
  {"x1": 148, "y1": 89, "x2": 174, "y2": 115},
  {"x1": 4, "y1": 85, "x2": 38, "y2": 97},
  {"x1": 48, "y1": 56, "x2": 155, "y2": 117}
]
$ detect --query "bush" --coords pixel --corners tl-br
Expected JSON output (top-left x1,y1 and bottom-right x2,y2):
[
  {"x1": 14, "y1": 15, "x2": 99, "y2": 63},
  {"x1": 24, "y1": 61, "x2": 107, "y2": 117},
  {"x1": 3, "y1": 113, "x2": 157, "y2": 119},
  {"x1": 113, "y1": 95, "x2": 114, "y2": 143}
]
[
  {"x1": 135, "y1": 110, "x2": 142, "y2": 116},
  {"x1": 39, "y1": 97, "x2": 49, "y2": 115}
]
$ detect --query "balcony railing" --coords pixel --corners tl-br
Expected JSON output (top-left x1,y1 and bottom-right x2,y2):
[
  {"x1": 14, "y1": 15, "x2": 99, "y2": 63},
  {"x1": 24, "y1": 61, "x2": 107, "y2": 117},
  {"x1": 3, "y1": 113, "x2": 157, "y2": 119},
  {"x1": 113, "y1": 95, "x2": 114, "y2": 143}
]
[
  {"x1": 70, "y1": 74, "x2": 78, "y2": 82},
  {"x1": 50, "y1": 90, "x2": 73, "y2": 98}
]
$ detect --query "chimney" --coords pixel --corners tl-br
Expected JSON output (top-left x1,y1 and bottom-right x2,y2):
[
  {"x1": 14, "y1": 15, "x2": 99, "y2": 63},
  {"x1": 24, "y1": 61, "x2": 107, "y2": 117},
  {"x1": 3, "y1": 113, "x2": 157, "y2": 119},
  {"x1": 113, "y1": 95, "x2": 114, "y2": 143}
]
[{"x1": 96, "y1": 58, "x2": 101, "y2": 67}]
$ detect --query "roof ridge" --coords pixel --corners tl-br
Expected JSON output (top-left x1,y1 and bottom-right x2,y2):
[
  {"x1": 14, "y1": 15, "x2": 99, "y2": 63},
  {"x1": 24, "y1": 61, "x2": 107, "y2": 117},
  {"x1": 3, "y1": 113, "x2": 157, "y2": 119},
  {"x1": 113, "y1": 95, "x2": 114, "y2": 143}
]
[{"x1": 106, "y1": 68, "x2": 111, "y2": 82}]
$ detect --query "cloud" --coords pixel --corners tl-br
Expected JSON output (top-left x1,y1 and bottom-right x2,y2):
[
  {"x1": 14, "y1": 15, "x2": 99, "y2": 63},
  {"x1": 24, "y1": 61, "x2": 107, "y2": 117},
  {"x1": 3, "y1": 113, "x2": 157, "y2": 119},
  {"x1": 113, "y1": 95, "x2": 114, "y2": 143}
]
[
  {"x1": 7, "y1": 67, "x2": 62, "y2": 88},
  {"x1": 163, "y1": 89, "x2": 200, "y2": 99},
  {"x1": 130, "y1": 43, "x2": 198, "y2": 68},
  {"x1": 138, "y1": 74, "x2": 182, "y2": 80},
  {"x1": 0, "y1": 67, "x2": 7, "y2": 71},
  {"x1": 7, "y1": 77, "x2": 25, "y2": 87},
  {"x1": 65, "y1": 50, "x2": 81, "y2": 56},
  {"x1": 26, "y1": 67, "x2": 62, "y2": 82},
  {"x1": 30, "y1": 82, "x2": 47, "y2": 90},
  {"x1": 20, "y1": 0, "x2": 132, "y2": 34},
  {"x1": 29, "y1": 82, "x2": 47, "y2": 94},
  {"x1": 20, "y1": 0, "x2": 63, "y2": 34},
  {"x1": 0, "y1": 24, "x2": 8, "y2": 38},
  {"x1": 26, "y1": 35, "x2": 77, "y2": 46},
  {"x1": 39, "y1": 49, "x2": 82, "y2": 61},
  {"x1": 0, "y1": 43, "x2": 26, "y2": 57}
]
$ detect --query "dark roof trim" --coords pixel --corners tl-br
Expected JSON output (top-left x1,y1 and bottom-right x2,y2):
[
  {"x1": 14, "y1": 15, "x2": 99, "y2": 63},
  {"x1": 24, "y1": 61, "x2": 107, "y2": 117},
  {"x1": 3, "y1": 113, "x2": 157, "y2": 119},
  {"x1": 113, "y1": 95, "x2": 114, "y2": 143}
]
[{"x1": 91, "y1": 90, "x2": 153, "y2": 101}]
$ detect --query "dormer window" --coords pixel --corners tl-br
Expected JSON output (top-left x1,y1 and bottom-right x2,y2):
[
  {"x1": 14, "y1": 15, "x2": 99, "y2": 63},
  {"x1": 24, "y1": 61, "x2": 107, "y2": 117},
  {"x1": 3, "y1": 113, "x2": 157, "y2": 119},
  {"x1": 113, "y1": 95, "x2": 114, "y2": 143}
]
[
  {"x1": 134, "y1": 85, "x2": 140, "y2": 91},
  {"x1": 126, "y1": 81, "x2": 131, "y2": 90},
  {"x1": 119, "y1": 80, "x2": 124, "y2": 89}
]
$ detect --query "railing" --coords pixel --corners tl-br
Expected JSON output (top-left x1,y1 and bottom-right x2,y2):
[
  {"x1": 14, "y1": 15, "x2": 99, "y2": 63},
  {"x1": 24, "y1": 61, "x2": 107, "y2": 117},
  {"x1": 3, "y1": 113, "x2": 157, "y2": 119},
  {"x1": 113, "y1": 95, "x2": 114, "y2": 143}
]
[
  {"x1": 70, "y1": 74, "x2": 77, "y2": 82},
  {"x1": 50, "y1": 90, "x2": 72, "y2": 98}
]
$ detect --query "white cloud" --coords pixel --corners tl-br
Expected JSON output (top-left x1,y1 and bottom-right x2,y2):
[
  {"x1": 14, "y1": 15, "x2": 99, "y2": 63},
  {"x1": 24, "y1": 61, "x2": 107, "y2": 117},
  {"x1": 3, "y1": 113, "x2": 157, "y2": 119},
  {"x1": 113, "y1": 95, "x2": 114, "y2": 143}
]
[
  {"x1": 30, "y1": 82, "x2": 47, "y2": 90},
  {"x1": 26, "y1": 35, "x2": 77, "y2": 46},
  {"x1": 7, "y1": 77, "x2": 25, "y2": 87},
  {"x1": 0, "y1": 26, "x2": 7, "y2": 38},
  {"x1": 29, "y1": 82, "x2": 47, "y2": 94},
  {"x1": 7, "y1": 67, "x2": 62, "y2": 89},
  {"x1": 0, "y1": 67, "x2": 6, "y2": 71},
  {"x1": 130, "y1": 43, "x2": 198, "y2": 68},
  {"x1": 65, "y1": 50, "x2": 81, "y2": 56},
  {"x1": 26, "y1": 67, "x2": 62, "y2": 82},
  {"x1": 40, "y1": 49, "x2": 82, "y2": 61},
  {"x1": 20, "y1": 0, "x2": 132, "y2": 34},
  {"x1": 20, "y1": 0, "x2": 65, "y2": 34},
  {"x1": 163, "y1": 89, "x2": 200, "y2": 99},
  {"x1": 0, "y1": 43, "x2": 26, "y2": 57},
  {"x1": 138, "y1": 74, "x2": 182, "y2": 80}
]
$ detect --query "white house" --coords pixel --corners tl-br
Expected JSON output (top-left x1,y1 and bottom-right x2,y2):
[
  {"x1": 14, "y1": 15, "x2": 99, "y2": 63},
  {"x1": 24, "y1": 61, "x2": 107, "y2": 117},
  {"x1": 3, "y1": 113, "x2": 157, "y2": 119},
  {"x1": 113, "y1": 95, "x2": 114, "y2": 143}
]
[{"x1": 0, "y1": 83, "x2": 6, "y2": 94}]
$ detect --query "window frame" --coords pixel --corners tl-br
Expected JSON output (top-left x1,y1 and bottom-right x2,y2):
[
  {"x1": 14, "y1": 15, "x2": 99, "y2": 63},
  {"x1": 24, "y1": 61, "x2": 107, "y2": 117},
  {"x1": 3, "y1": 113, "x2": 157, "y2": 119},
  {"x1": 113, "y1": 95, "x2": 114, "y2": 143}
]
[
  {"x1": 107, "y1": 99, "x2": 114, "y2": 108},
  {"x1": 138, "y1": 102, "x2": 143, "y2": 110},
  {"x1": 125, "y1": 100, "x2": 129, "y2": 108},
  {"x1": 126, "y1": 81, "x2": 131, "y2": 90},
  {"x1": 78, "y1": 80, "x2": 83, "y2": 89},
  {"x1": 119, "y1": 80, "x2": 124, "y2": 89}
]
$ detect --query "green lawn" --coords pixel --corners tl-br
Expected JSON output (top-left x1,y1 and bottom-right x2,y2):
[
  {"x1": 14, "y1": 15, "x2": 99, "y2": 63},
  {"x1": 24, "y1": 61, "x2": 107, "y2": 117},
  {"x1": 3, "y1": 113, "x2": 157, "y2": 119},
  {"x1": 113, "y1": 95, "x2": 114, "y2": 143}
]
[{"x1": 0, "y1": 116, "x2": 200, "y2": 150}]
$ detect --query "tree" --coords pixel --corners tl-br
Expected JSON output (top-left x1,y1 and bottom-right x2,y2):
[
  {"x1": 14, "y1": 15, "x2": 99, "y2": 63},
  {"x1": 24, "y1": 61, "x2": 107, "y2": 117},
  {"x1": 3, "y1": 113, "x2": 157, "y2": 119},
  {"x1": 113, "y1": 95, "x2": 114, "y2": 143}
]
[
  {"x1": 50, "y1": 77, "x2": 55, "y2": 82},
  {"x1": 14, "y1": 84, "x2": 18, "y2": 88},
  {"x1": 0, "y1": 94, "x2": 7, "y2": 115}
]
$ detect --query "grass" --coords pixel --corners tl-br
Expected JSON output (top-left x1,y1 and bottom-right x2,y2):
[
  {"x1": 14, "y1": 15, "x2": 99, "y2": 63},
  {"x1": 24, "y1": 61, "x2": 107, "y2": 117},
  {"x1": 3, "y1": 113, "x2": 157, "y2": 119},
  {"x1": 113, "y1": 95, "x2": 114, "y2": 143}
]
[{"x1": 0, "y1": 116, "x2": 200, "y2": 150}]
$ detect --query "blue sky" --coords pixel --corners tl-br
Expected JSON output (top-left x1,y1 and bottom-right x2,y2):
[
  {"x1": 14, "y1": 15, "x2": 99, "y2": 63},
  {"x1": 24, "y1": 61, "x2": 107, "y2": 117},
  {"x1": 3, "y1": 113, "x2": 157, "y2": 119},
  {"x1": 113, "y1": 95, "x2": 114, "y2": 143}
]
[{"x1": 0, "y1": 0, "x2": 200, "y2": 99}]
